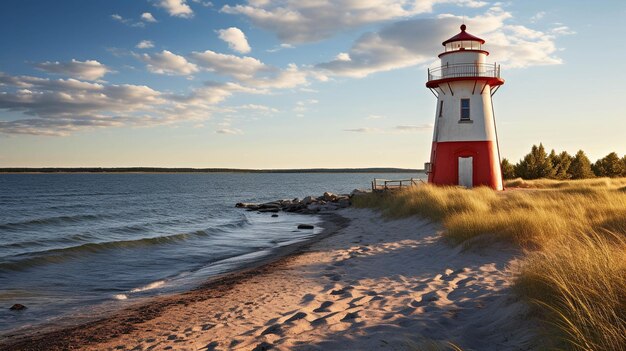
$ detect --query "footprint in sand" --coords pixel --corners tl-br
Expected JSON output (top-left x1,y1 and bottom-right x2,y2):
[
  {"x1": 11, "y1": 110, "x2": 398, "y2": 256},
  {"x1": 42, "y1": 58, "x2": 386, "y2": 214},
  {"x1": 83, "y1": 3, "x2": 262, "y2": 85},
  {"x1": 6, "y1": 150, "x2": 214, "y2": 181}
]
[
  {"x1": 411, "y1": 291, "x2": 440, "y2": 307},
  {"x1": 252, "y1": 341, "x2": 274, "y2": 351},
  {"x1": 310, "y1": 311, "x2": 339, "y2": 326},
  {"x1": 313, "y1": 301, "x2": 334, "y2": 313},
  {"x1": 323, "y1": 272, "x2": 342, "y2": 281},
  {"x1": 284, "y1": 312, "x2": 307, "y2": 323},
  {"x1": 328, "y1": 284, "x2": 354, "y2": 296},
  {"x1": 398, "y1": 307, "x2": 417, "y2": 316},
  {"x1": 300, "y1": 293, "x2": 316, "y2": 303},
  {"x1": 340, "y1": 311, "x2": 359, "y2": 322},
  {"x1": 441, "y1": 271, "x2": 457, "y2": 282},
  {"x1": 261, "y1": 323, "x2": 283, "y2": 336},
  {"x1": 204, "y1": 341, "x2": 219, "y2": 350},
  {"x1": 348, "y1": 296, "x2": 365, "y2": 308},
  {"x1": 446, "y1": 276, "x2": 477, "y2": 300},
  {"x1": 392, "y1": 290, "x2": 411, "y2": 298}
]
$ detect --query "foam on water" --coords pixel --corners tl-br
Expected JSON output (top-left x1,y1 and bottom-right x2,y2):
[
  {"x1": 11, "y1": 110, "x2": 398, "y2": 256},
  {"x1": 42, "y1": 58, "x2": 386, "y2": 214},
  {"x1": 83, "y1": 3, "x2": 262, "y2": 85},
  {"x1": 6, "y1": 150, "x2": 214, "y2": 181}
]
[{"x1": 130, "y1": 280, "x2": 166, "y2": 293}]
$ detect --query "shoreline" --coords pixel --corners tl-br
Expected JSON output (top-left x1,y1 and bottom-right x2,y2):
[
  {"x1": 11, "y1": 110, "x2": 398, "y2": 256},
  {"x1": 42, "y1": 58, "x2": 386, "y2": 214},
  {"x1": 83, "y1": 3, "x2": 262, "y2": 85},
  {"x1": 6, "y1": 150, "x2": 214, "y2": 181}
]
[
  {"x1": 0, "y1": 213, "x2": 350, "y2": 350},
  {"x1": 0, "y1": 169, "x2": 423, "y2": 174},
  {"x1": 1, "y1": 209, "x2": 537, "y2": 350}
]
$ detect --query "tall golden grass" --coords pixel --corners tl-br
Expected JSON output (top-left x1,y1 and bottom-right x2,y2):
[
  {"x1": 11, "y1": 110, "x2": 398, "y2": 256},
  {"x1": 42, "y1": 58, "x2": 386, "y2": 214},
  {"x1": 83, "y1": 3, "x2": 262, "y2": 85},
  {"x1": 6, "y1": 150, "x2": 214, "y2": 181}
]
[{"x1": 352, "y1": 178, "x2": 626, "y2": 350}]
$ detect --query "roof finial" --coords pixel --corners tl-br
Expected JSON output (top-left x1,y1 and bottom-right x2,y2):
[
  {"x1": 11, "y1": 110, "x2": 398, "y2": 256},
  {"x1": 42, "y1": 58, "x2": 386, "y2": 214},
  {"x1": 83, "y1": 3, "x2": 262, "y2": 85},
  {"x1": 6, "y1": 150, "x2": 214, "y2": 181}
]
[{"x1": 460, "y1": 23, "x2": 466, "y2": 31}]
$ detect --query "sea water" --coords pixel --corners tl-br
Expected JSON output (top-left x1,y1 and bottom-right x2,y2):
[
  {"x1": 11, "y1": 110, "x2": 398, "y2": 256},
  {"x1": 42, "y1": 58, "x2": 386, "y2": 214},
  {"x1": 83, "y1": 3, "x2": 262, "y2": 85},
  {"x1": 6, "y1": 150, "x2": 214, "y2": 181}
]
[{"x1": 0, "y1": 172, "x2": 424, "y2": 334}]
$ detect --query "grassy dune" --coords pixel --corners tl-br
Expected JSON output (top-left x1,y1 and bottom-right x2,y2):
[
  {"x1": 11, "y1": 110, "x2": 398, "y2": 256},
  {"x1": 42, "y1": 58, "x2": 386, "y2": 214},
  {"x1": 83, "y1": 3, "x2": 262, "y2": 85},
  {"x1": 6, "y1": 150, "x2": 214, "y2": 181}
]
[{"x1": 352, "y1": 178, "x2": 626, "y2": 350}]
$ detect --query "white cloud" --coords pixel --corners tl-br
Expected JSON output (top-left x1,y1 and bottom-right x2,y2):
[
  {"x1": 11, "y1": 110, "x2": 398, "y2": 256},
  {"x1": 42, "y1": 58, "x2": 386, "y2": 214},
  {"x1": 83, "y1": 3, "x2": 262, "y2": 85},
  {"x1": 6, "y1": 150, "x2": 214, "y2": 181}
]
[
  {"x1": 456, "y1": 0, "x2": 488, "y2": 8},
  {"x1": 0, "y1": 72, "x2": 271, "y2": 136},
  {"x1": 111, "y1": 13, "x2": 145, "y2": 27},
  {"x1": 293, "y1": 98, "x2": 318, "y2": 113},
  {"x1": 242, "y1": 63, "x2": 308, "y2": 89},
  {"x1": 316, "y1": 19, "x2": 437, "y2": 78},
  {"x1": 343, "y1": 127, "x2": 383, "y2": 133},
  {"x1": 156, "y1": 0, "x2": 194, "y2": 18},
  {"x1": 267, "y1": 43, "x2": 295, "y2": 53},
  {"x1": 191, "y1": 50, "x2": 308, "y2": 89},
  {"x1": 191, "y1": 50, "x2": 267, "y2": 79},
  {"x1": 317, "y1": 7, "x2": 569, "y2": 77},
  {"x1": 175, "y1": 81, "x2": 267, "y2": 107},
  {"x1": 139, "y1": 50, "x2": 199, "y2": 76},
  {"x1": 394, "y1": 124, "x2": 433, "y2": 132},
  {"x1": 136, "y1": 40, "x2": 155, "y2": 49},
  {"x1": 136, "y1": 48, "x2": 309, "y2": 90},
  {"x1": 141, "y1": 12, "x2": 157, "y2": 22},
  {"x1": 216, "y1": 128, "x2": 243, "y2": 135},
  {"x1": 335, "y1": 53, "x2": 351, "y2": 61},
  {"x1": 221, "y1": 0, "x2": 487, "y2": 44},
  {"x1": 0, "y1": 72, "x2": 166, "y2": 136},
  {"x1": 218, "y1": 27, "x2": 252, "y2": 54},
  {"x1": 342, "y1": 124, "x2": 432, "y2": 134},
  {"x1": 550, "y1": 25, "x2": 576, "y2": 35},
  {"x1": 35, "y1": 59, "x2": 110, "y2": 80},
  {"x1": 367, "y1": 114, "x2": 385, "y2": 120},
  {"x1": 530, "y1": 11, "x2": 546, "y2": 23},
  {"x1": 237, "y1": 104, "x2": 279, "y2": 113},
  {"x1": 191, "y1": 0, "x2": 213, "y2": 7}
]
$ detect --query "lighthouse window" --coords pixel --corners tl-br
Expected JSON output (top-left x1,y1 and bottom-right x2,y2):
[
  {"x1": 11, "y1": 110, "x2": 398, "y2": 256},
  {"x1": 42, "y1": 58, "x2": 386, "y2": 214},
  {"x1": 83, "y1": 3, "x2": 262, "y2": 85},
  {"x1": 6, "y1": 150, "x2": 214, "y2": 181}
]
[
  {"x1": 438, "y1": 100, "x2": 444, "y2": 117},
  {"x1": 460, "y1": 99, "x2": 470, "y2": 121}
]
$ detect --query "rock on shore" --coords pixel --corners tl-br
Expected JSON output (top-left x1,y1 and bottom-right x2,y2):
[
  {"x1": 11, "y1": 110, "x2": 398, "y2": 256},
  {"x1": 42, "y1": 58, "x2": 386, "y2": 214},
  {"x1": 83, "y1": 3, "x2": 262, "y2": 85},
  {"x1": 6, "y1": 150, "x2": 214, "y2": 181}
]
[
  {"x1": 236, "y1": 189, "x2": 369, "y2": 214},
  {"x1": 10, "y1": 304, "x2": 27, "y2": 311}
]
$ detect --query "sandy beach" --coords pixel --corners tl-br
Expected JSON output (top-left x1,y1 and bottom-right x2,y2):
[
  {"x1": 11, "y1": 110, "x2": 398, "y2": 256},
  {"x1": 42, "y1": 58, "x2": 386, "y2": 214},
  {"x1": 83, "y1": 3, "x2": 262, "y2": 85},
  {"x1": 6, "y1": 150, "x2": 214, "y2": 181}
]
[{"x1": 1, "y1": 209, "x2": 538, "y2": 351}]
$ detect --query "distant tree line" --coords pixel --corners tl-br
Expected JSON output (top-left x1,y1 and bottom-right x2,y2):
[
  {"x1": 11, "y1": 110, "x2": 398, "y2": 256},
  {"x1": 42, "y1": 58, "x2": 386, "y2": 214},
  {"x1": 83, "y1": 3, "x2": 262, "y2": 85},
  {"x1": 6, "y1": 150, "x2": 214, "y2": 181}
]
[
  {"x1": 0, "y1": 167, "x2": 420, "y2": 174},
  {"x1": 501, "y1": 143, "x2": 626, "y2": 180}
]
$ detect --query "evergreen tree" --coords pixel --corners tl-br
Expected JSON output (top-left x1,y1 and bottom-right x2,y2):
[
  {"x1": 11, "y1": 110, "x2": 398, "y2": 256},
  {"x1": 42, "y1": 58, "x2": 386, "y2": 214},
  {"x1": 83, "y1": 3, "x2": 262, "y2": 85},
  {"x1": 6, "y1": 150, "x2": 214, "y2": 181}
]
[
  {"x1": 514, "y1": 143, "x2": 556, "y2": 179},
  {"x1": 569, "y1": 150, "x2": 595, "y2": 179},
  {"x1": 550, "y1": 150, "x2": 572, "y2": 180},
  {"x1": 592, "y1": 158, "x2": 606, "y2": 177},
  {"x1": 593, "y1": 152, "x2": 625, "y2": 177},
  {"x1": 500, "y1": 158, "x2": 516, "y2": 179}
]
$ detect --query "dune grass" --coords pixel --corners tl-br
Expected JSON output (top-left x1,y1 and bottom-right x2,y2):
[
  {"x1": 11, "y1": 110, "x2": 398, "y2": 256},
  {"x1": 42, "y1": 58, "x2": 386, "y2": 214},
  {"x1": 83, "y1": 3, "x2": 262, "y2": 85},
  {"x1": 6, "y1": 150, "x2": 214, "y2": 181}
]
[{"x1": 352, "y1": 178, "x2": 626, "y2": 350}]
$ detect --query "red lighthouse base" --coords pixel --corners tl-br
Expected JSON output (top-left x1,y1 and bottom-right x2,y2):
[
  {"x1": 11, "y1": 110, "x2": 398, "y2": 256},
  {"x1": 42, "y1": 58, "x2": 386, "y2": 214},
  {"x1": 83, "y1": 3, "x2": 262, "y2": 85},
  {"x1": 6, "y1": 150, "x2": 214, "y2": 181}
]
[{"x1": 428, "y1": 140, "x2": 502, "y2": 190}]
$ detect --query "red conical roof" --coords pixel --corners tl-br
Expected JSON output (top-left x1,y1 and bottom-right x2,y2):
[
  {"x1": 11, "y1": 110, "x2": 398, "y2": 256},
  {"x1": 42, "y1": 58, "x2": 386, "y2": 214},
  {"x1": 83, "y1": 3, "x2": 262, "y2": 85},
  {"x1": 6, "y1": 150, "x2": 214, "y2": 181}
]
[{"x1": 442, "y1": 24, "x2": 485, "y2": 46}]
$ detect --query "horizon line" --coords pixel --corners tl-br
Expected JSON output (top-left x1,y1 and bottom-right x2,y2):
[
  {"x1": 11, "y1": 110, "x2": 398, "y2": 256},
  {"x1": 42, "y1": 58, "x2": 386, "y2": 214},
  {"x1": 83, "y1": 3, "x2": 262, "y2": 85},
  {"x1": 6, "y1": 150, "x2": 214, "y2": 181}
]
[{"x1": 0, "y1": 167, "x2": 425, "y2": 174}]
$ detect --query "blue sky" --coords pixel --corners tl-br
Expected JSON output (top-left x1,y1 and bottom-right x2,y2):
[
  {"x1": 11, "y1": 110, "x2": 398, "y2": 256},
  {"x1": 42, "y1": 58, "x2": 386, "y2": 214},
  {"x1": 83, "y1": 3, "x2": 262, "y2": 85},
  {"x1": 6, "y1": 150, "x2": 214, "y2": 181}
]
[{"x1": 0, "y1": 0, "x2": 624, "y2": 168}]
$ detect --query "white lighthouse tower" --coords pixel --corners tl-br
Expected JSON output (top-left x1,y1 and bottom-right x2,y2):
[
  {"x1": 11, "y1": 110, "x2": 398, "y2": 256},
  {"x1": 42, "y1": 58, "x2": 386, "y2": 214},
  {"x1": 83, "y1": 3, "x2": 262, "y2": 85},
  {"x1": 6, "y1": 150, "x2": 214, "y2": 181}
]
[{"x1": 425, "y1": 24, "x2": 504, "y2": 190}]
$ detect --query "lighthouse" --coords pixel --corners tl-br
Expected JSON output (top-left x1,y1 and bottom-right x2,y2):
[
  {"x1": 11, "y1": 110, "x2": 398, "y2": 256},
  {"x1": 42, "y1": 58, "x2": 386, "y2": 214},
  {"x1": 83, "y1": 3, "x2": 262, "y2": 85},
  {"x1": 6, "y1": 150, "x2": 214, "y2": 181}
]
[{"x1": 425, "y1": 24, "x2": 504, "y2": 190}]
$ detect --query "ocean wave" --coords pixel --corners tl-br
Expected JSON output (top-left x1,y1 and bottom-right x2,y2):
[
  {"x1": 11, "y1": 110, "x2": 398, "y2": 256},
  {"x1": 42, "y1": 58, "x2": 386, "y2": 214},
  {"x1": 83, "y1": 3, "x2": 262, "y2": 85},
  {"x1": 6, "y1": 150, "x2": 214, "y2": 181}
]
[
  {"x1": 0, "y1": 214, "x2": 108, "y2": 230},
  {"x1": 0, "y1": 217, "x2": 252, "y2": 272},
  {"x1": 129, "y1": 280, "x2": 166, "y2": 293},
  {"x1": 111, "y1": 280, "x2": 166, "y2": 301},
  {"x1": 0, "y1": 233, "x2": 96, "y2": 251}
]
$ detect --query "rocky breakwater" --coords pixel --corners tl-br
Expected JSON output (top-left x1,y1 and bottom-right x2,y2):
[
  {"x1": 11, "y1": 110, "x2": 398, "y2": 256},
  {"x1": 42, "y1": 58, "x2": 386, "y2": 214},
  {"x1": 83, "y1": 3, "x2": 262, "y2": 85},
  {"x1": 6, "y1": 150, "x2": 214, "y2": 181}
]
[{"x1": 235, "y1": 190, "x2": 369, "y2": 215}]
